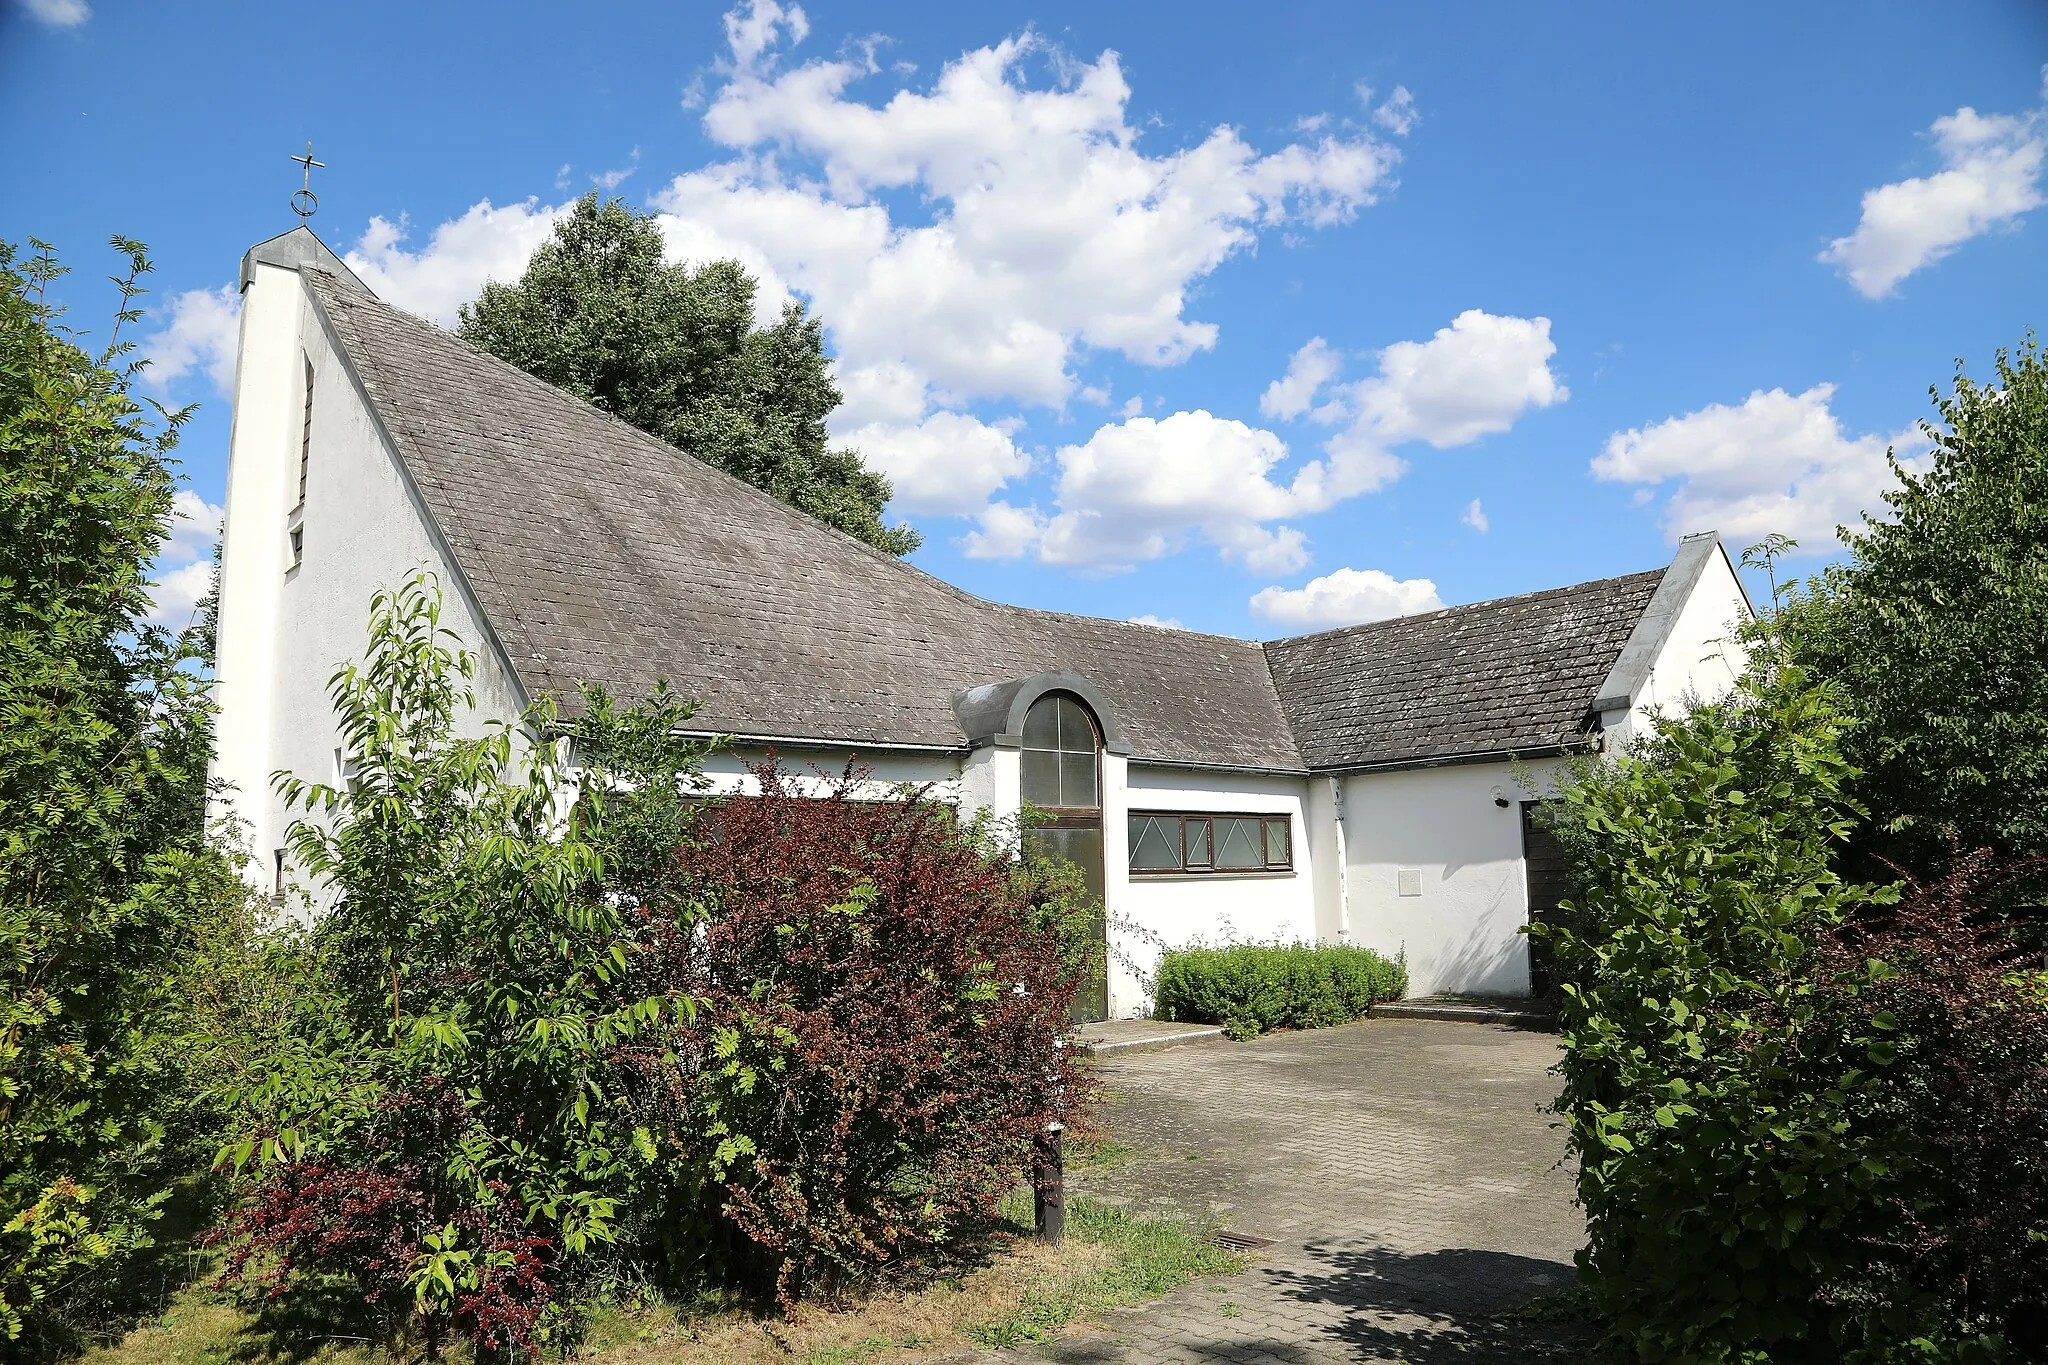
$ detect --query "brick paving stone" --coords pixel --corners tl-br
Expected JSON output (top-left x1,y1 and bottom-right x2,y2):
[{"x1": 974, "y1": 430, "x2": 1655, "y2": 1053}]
[{"x1": 1031, "y1": 1017, "x2": 1592, "y2": 1364}]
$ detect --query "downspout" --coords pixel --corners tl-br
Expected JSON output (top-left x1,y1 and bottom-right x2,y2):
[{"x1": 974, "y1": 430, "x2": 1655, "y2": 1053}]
[{"x1": 1329, "y1": 775, "x2": 1351, "y2": 940}]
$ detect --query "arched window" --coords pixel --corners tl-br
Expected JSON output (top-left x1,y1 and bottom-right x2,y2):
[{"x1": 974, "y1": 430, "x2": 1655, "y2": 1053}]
[
  {"x1": 1017, "y1": 690, "x2": 1106, "y2": 1021},
  {"x1": 1019, "y1": 692, "x2": 1099, "y2": 810}
]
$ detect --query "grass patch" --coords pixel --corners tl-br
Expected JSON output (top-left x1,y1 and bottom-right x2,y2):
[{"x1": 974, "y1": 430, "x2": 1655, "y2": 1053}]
[
  {"x1": 1065, "y1": 1135, "x2": 1136, "y2": 1170},
  {"x1": 966, "y1": 1198, "x2": 1243, "y2": 1348},
  {"x1": 76, "y1": 1197, "x2": 1238, "y2": 1365}
]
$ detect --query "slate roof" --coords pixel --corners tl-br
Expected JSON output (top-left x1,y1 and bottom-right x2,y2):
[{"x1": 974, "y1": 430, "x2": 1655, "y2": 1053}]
[
  {"x1": 1262, "y1": 569, "x2": 1668, "y2": 770},
  {"x1": 304, "y1": 270, "x2": 1304, "y2": 770},
  {"x1": 303, "y1": 265, "x2": 1668, "y2": 775}
]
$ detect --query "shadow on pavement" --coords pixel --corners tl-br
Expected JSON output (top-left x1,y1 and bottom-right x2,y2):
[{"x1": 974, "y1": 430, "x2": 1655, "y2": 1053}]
[{"x1": 1267, "y1": 1241, "x2": 1595, "y2": 1363}]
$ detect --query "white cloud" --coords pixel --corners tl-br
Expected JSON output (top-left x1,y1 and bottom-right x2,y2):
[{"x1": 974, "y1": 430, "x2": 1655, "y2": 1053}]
[
  {"x1": 1821, "y1": 79, "x2": 2047, "y2": 298},
  {"x1": 345, "y1": 199, "x2": 569, "y2": 325},
  {"x1": 1249, "y1": 567, "x2": 1445, "y2": 631},
  {"x1": 1593, "y1": 384, "x2": 1926, "y2": 548},
  {"x1": 145, "y1": 560, "x2": 213, "y2": 626},
  {"x1": 143, "y1": 491, "x2": 223, "y2": 627},
  {"x1": 966, "y1": 310, "x2": 1564, "y2": 572},
  {"x1": 336, "y1": 7, "x2": 1418, "y2": 564},
  {"x1": 1231, "y1": 309, "x2": 1565, "y2": 548},
  {"x1": 591, "y1": 147, "x2": 641, "y2": 190},
  {"x1": 1220, "y1": 524, "x2": 1312, "y2": 576},
  {"x1": 1126, "y1": 614, "x2": 1186, "y2": 630},
  {"x1": 1260, "y1": 337, "x2": 1343, "y2": 422},
  {"x1": 652, "y1": 31, "x2": 1398, "y2": 416},
  {"x1": 1030, "y1": 411, "x2": 1321, "y2": 571},
  {"x1": 144, "y1": 286, "x2": 240, "y2": 396},
  {"x1": 1347, "y1": 309, "x2": 1568, "y2": 448},
  {"x1": 842, "y1": 411, "x2": 1029, "y2": 515},
  {"x1": 20, "y1": 0, "x2": 89, "y2": 26},
  {"x1": 725, "y1": 0, "x2": 808, "y2": 73},
  {"x1": 960, "y1": 500, "x2": 1046, "y2": 559},
  {"x1": 639, "y1": 8, "x2": 1405, "y2": 534},
  {"x1": 1373, "y1": 86, "x2": 1419, "y2": 136},
  {"x1": 165, "y1": 490, "x2": 223, "y2": 562},
  {"x1": 1463, "y1": 498, "x2": 1488, "y2": 533}
]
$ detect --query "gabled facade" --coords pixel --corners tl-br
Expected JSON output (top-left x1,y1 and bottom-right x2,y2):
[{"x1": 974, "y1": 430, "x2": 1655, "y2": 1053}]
[{"x1": 211, "y1": 228, "x2": 1753, "y2": 1017}]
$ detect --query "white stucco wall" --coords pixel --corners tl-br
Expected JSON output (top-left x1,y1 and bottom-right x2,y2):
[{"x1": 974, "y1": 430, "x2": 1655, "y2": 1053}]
[
  {"x1": 1111, "y1": 765, "x2": 1317, "y2": 1016},
  {"x1": 695, "y1": 744, "x2": 961, "y2": 799},
  {"x1": 1341, "y1": 757, "x2": 1569, "y2": 998},
  {"x1": 209, "y1": 266, "x2": 526, "y2": 902},
  {"x1": 1631, "y1": 543, "x2": 1751, "y2": 729}
]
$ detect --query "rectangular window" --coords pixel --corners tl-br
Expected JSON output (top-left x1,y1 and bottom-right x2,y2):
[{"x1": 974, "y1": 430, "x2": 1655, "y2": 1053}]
[
  {"x1": 288, "y1": 524, "x2": 304, "y2": 572},
  {"x1": 1127, "y1": 811, "x2": 1293, "y2": 875}
]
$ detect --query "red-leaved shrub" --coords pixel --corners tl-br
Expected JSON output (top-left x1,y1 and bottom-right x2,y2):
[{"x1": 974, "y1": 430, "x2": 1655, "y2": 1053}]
[
  {"x1": 1799, "y1": 850, "x2": 2048, "y2": 1354},
  {"x1": 647, "y1": 764, "x2": 1089, "y2": 1306},
  {"x1": 212, "y1": 1081, "x2": 555, "y2": 1359}
]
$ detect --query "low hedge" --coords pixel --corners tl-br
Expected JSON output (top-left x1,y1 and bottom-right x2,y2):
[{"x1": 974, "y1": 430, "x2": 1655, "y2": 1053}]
[{"x1": 1151, "y1": 942, "x2": 1407, "y2": 1039}]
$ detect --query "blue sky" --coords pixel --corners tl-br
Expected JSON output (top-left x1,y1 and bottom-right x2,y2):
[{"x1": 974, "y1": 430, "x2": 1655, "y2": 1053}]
[{"x1": 5, "y1": 1, "x2": 2045, "y2": 638}]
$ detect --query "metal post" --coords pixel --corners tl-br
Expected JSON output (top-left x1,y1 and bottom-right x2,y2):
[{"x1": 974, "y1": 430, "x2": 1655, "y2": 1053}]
[{"x1": 1033, "y1": 1120, "x2": 1065, "y2": 1245}]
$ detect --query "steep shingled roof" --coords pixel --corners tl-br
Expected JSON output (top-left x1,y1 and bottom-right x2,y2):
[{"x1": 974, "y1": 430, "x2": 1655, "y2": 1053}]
[
  {"x1": 1261, "y1": 569, "x2": 1668, "y2": 770},
  {"x1": 303, "y1": 270, "x2": 1307, "y2": 769},
  {"x1": 301, "y1": 266, "x2": 1671, "y2": 775}
]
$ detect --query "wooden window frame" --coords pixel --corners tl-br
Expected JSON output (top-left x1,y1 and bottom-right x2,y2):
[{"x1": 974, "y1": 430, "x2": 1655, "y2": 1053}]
[{"x1": 1127, "y1": 810, "x2": 1294, "y2": 876}]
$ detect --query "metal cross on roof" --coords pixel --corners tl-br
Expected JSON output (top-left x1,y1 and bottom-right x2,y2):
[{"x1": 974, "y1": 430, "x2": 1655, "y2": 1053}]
[{"x1": 290, "y1": 142, "x2": 325, "y2": 221}]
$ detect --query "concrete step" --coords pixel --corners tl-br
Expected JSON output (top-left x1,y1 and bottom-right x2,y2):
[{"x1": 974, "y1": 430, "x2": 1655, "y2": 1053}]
[
  {"x1": 1073, "y1": 1022, "x2": 1228, "y2": 1057},
  {"x1": 1371, "y1": 998, "x2": 1555, "y2": 1030}
]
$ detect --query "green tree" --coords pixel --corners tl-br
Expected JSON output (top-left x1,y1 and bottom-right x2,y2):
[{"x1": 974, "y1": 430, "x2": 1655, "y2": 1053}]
[
  {"x1": 0, "y1": 237, "x2": 228, "y2": 1345},
  {"x1": 1779, "y1": 335, "x2": 2048, "y2": 871},
  {"x1": 457, "y1": 195, "x2": 920, "y2": 556},
  {"x1": 217, "y1": 575, "x2": 708, "y2": 1356}
]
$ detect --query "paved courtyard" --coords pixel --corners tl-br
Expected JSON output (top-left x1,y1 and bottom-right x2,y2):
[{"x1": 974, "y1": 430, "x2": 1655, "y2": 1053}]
[{"x1": 1054, "y1": 1018, "x2": 1590, "y2": 1364}]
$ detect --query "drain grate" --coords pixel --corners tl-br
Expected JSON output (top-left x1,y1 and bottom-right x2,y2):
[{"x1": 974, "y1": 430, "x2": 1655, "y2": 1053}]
[{"x1": 1213, "y1": 1230, "x2": 1275, "y2": 1251}]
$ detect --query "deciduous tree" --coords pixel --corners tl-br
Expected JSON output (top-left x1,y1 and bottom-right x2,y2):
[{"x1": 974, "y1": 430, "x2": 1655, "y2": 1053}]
[
  {"x1": 0, "y1": 237, "x2": 228, "y2": 1346},
  {"x1": 458, "y1": 196, "x2": 919, "y2": 556},
  {"x1": 1781, "y1": 336, "x2": 2048, "y2": 872}
]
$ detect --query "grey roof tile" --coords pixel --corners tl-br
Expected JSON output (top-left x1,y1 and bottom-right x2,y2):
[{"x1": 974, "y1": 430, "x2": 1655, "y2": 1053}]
[
  {"x1": 305, "y1": 271, "x2": 1304, "y2": 769},
  {"x1": 304, "y1": 270, "x2": 1664, "y2": 775},
  {"x1": 1260, "y1": 569, "x2": 1667, "y2": 769}
]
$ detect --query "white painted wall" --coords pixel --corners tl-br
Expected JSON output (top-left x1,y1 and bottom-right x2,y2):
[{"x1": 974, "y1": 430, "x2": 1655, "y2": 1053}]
[
  {"x1": 695, "y1": 744, "x2": 961, "y2": 799},
  {"x1": 1612, "y1": 543, "x2": 1752, "y2": 748},
  {"x1": 958, "y1": 745, "x2": 1021, "y2": 836},
  {"x1": 1111, "y1": 765, "x2": 1317, "y2": 1016},
  {"x1": 209, "y1": 267, "x2": 526, "y2": 905},
  {"x1": 1341, "y1": 757, "x2": 1569, "y2": 998},
  {"x1": 209, "y1": 262, "x2": 300, "y2": 874}
]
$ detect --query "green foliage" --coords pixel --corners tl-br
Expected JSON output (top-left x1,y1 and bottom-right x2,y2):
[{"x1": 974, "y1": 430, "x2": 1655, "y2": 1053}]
[
  {"x1": 1540, "y1": 658, "x2": 1931, "y2": 1361},
  {"x1": 1151, "y1": 942, "x2": 1406, "y2": 1040},
  {"x1": 1777, "y1": 335, "x2": 2048, "y2": 870},
  {"x1": 457, "y1": 195, "x2": 919, "y2": 557},
  {"x1": 217, "y1": 574, "x2": 710, "y2": 1354},
  {"x1": 0, "y1": 236, "x2": 242, "y2": 1346}
]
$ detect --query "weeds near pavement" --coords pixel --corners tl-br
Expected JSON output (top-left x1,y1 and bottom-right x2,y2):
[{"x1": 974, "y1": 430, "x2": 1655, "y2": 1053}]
[{"x1": 968, "y1": 1199, "x2": 1242, "y2": 1347}]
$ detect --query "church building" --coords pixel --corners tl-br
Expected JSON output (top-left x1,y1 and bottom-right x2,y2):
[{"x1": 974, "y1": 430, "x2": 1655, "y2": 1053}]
[{"x1": 210, "y1": 227, "x2": 1753, "y2": 1019}]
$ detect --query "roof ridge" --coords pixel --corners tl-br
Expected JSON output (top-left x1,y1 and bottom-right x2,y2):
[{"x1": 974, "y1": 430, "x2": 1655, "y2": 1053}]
[
  {"x1": 1262, "y1": 565, "x2": 1667, "y2": 651},
  {"x1": 991, "y1": 599, "x2": 1264, "y2": 653}
]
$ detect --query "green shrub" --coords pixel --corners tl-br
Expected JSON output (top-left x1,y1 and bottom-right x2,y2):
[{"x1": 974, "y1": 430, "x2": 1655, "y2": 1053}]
[
  {"x1": 1541, "y1": 661, "x2": 1897, "y2": 1363},
  {"x1": 1151, "y1": 942, "x2": 1405, "y2": 1039},
  {"x1": 215, "y1": 576, "x2": 709, "y2": 1359},
  {"x1": 0, "y1": 237, "x2": 246, "y2": 1350}
]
